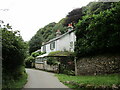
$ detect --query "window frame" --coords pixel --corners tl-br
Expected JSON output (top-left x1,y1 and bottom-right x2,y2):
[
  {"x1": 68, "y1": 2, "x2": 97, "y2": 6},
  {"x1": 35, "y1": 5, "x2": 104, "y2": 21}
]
[{"x1": 50, "y1": 41, "x2": 55, "y2": 50}]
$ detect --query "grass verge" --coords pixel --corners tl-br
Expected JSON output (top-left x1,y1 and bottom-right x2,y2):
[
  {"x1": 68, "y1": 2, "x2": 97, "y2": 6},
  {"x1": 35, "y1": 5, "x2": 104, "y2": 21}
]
[{"x1": 55, "y1": 74, "x2": 120, "y2": 89}]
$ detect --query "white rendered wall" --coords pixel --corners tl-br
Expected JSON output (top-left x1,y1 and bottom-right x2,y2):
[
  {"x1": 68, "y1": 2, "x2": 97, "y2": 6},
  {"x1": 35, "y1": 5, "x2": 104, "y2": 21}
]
[
  {"x1": 41, "y1": 31, "x2": 76, "y2": 53},
  {"x1": 56, "y1": 31, "x2": 76, "y2": 52}
]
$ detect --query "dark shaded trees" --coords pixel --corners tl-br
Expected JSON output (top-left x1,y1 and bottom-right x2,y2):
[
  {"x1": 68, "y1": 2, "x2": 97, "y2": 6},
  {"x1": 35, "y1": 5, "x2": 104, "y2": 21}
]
[
  {"x1": 29, "y1": 22, "x2": 56, "y2": 54},
  {"x1": 63, "y1": 8, "x2": 84, "y2": 26},
  {"x1": 29, "y1": 33, "x2": 43, "y2": 54}
]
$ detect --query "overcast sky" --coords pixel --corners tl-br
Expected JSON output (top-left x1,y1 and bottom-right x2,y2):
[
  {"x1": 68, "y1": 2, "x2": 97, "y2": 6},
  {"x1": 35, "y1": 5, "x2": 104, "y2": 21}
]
[{"x1": 0, "y1": 0, "x2": 95, "y2": 41}]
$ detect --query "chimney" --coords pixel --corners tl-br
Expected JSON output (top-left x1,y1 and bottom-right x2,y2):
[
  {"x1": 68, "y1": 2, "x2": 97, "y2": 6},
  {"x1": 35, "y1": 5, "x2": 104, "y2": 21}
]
[
  {"x1": 42, "y1": 42, "x2": 45, "y2": 45},
  {"x1": 68, "y1": 23, "x2": 73, "y2": 32},
  {"x1": 56, "y1": 30, "x2": 61, "y2": 37}
]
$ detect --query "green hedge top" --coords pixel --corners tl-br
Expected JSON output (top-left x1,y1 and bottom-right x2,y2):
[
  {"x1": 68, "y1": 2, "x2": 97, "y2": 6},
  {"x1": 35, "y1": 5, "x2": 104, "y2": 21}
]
[{"x1": 48, "y1": 51, "x2": 74, "y2": 57}]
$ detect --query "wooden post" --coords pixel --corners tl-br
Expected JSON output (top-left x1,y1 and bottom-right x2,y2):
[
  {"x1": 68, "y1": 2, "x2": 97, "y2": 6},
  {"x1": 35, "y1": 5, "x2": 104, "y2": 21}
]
[{"x1": 74, "y1": 57, "x2": 77, "y2": 75}]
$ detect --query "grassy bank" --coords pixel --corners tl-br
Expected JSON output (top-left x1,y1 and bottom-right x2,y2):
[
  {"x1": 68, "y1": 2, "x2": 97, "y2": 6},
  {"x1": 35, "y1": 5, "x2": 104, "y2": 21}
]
[{"x1": 55, "y1": 74, "x2": 120, "y2": 89}]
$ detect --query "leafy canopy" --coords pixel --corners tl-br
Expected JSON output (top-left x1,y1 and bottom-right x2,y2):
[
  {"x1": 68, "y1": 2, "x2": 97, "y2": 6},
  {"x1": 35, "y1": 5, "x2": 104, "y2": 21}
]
[{"x1": 75, "y1": 2, "x2": 120, "y2": 58}]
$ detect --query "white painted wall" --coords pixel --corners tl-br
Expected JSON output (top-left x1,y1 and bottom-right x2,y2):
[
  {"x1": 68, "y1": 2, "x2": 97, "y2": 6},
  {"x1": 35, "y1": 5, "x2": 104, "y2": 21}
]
[{"x1": 41, "y1": 31, "x2": 76, "y2": 53}]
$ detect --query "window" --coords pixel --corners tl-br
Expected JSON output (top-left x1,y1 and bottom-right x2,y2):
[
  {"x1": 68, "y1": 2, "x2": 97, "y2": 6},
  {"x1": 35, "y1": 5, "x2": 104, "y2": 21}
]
[
  {"x1": 70, "y1": 41, "x2": 73, "y2": 49},
  {"x1": 50, "y1": 42, "x2": 55, "y2": 50},
  {"x1": 43, "y1": 45, "x2": 46, "y2": 52}
]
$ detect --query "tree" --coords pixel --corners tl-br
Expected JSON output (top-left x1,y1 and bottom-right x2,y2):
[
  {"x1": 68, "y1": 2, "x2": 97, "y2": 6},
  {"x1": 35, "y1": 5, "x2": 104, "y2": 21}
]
[
  {"x1": 85, "y1": 2, "x2": 114, "y2": 15},
  {"x1": 29, "y1": 33, "x2": 43, "y2": 54},
  {"x1": 29, "y1": 22, "x2": 57, "y2": 54},
  {"x1": 63, "y1": 8, "x2": 84, "y2": 26},
  {"x1": 75, "y1": 2, "x2": 120, "y2": 58}
]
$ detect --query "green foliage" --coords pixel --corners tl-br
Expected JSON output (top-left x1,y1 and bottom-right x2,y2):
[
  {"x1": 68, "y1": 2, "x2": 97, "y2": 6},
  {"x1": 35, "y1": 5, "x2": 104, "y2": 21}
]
[
  {"x1": 1, "y1": 23, "x2": 27, "y2": 88},
  {"x1": 48, "y1": 51, "x2": 74, "y2": 56},
  {"x1": 56, "y1": 74, "x2": 120, "y2": 89},
  {"x1": 85, "y1": 2, "x2": 114, "y2": 15},
  {"x1": 47, "y1": 51, "x2": 75, "y2": 75},
  {"x1": 75, "y1": 2, "x2": 120, "y2": 58},
  {"x1": 29, "y1": 33, "x2": 43, "y2": 54},
  {"x1": 2, "y1": 67, "x2": 27, "y2": 89},
  {"x1": 31, "y1": 52, "x2": 40, "y2": 57},
  {"x1": 31, "y1": 51, "x2": 46, "y2": 57},
  {"x1": 2, "y1": 25, "x2": 26, "y2": 73},
  {"x1": 25, "y1": 56, "x2": 35, "y2": 68},
  {"x1": 29, "y1": 22, "x2": 57, "y2": 54},
  {"x1": 47, "y1": 51, "x2": 74, "y2": 66},
  {"x1": 63, "y1": 8, "x2": 84, "y2": 26},
  {"x1": 47, "y1": 57, "x2": 59, "y2": 65},
  {"x1": 25, "y1": 50, "x2": 46, "y2": 67},
  {"x1": 52, "y1": 20, "x2": 68, "y2": 35},
  {"x1": 38, "y1": 22, "x2": 56, "y2": 42}
]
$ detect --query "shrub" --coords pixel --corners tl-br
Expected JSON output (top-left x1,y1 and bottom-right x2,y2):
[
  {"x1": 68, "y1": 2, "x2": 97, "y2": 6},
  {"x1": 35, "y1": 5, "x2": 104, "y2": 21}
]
[
  {"x1": 1, "y1": 23, "x2": 27, "y2": 88},
  {"x1": 47, "y1": 51, "x2": 75, "y2": 75},
  {"x1": 31, "y1": 51, "x2": 46, "y2": 57},
  {"x1": 47, "y1": 51, "x2": 74, "y2": 65},
  {"x1": 47, "y1": 57, "x2": 59, "y2": 65},
  {"x1": 31, "y1": 52, "x2": 40, "y2": 57},
  {"x1": 48, "y1": 51, "x2": 74, "y2": 56},
  {"x1": 25, "y1": 56, "x2": 35, "y2": 68}
]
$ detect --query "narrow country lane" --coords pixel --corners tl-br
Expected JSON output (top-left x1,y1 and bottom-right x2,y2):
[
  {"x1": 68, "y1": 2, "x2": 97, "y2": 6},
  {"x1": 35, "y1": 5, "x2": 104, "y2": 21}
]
[{"x1": 24, "y1": 69, "x2": 69, "y2": 88}]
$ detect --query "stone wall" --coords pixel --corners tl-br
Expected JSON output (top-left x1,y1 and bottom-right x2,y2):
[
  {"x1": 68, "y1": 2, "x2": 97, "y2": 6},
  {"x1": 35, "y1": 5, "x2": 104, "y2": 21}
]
[
  {"x1": 77, "y1": 54, "x2": 120, "y2": 75},
  {"x1": 35, "y1": 63, "x2": 44, "y2": 69},
  {"x1": 35, "y1": 63, "x2": 58, "y2": 72}
]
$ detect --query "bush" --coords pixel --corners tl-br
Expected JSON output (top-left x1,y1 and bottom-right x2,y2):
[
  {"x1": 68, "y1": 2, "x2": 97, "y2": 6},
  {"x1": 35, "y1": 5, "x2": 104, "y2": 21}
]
[
  {"x1": 2, "y1": 66, "x2": 27, "y2": 89},
  {"x1": 31, "y1": 51, "x2": 46, "y2": 57},
  {"x1": 25, "y1": 56, "x2": 35, "y2": 68},
  {"x1": 2, "y1": 28, "x2": 26, "y2": 73},
  {"x1": 47, "y1": 51, "x2": 74, "y2": 65},
  {"x1": 48, "y1": 51, "x2": 74, "y2": 56},
  {"x1": 47, "y1": 51, "x2": 75, "y2": 75},
  {"x1": 1, "y1": 23, "x2": 27, "y2": 88},
  {"x1": 47, "y1": 57, "x2": 59, "y2": 65},
  {"x1": 31, "y1": 52, "x2": 40, "y2": 57}
]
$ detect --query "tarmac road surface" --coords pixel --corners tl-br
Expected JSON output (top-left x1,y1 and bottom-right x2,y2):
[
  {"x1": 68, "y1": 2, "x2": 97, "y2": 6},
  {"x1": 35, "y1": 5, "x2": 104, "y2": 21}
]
[{"x1": 24, "y1": 69, "x2": 69, "y2": 88}]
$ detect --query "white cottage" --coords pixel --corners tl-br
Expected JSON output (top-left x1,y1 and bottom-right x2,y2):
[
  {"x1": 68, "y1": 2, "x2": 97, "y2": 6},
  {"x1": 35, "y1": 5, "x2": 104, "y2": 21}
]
[
  {"x1": 40, "y1": 24, "x2": 76, "y2": 55},
  {"x1": 35, "y1": 24, "x2": 76, "y2": 70}
]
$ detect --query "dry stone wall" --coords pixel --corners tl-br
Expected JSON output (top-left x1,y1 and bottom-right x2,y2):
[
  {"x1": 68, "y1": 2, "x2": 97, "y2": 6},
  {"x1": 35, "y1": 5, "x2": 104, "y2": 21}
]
[{"x1": 77, "y1": 54, "x2": 120, "y2": 75}]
